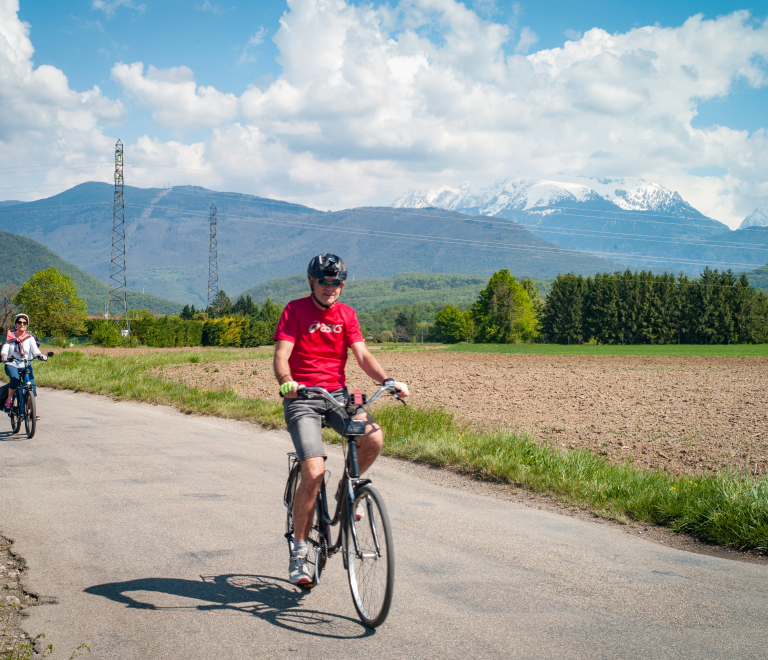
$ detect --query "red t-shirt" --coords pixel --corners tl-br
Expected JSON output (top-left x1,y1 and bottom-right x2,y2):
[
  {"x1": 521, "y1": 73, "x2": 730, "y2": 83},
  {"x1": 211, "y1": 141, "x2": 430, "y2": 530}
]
[{"x1": 274, "y1": 296, "x2": 365, "y2": 390}]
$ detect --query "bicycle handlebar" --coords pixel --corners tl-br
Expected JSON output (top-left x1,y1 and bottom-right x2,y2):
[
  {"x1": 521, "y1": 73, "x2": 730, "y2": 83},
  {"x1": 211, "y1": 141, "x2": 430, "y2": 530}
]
[
  {"x1": 2, "y1": 353, "x2": 51, "y2": 364},
  {"x1": 297, "y1": 383, "x2": 406, "y2": 408}
]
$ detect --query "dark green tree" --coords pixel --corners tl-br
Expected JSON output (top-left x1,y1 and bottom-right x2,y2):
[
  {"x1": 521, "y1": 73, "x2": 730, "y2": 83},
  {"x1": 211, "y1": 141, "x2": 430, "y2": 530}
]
[
  {"x1": 542, "y1": 273, "x2": 586, "y2": 344},
  {"x1": 207, "y1": 290, "x2": 232, "y2": 318},
  {"x1": 393, "y1": 311, "x2": 412, "y2": 341},
  {"x1": 583, "y1": 272, "x2": 618, "y2": 344},
  {"x1": 233, "y1": 294, "x2": 259, "y2": 317},
  {"x1": 179, "y1": 304, "x2": 198, "y2": 320},
  {"x1": 258, "y1": 298, "x2": 282, "y2": 324}
]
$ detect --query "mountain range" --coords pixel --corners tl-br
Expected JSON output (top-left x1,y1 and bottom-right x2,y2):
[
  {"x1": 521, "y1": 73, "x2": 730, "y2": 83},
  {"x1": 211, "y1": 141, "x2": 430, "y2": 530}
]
[
  {"x1": 0, "y1": 183, "x2": 619, "y2": 306},
  {"x1": 741, "y1": 206, "x2": 768, "y2": 229},
  {"x1": 393, "y1": 176, "x2": 768, "y2": 274}
]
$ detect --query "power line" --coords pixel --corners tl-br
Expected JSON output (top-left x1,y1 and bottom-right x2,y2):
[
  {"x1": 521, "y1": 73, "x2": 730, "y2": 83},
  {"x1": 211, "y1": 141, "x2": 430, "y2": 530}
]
[
  {"x1": 2, "y1": 183, "x2": 767, "y2": 271},
  {"x1": 110, "y1": 199, "x2": 768, "y2": 267},
  {"x1": 0, "y1": 160, "x2": 740, "y2": 225}
]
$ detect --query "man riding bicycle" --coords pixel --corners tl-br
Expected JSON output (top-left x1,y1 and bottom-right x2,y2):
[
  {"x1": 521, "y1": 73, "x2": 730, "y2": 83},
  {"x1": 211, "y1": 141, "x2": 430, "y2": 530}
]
[{"x1": 273, "y1": 254, "x2": 408, "y2": 585}]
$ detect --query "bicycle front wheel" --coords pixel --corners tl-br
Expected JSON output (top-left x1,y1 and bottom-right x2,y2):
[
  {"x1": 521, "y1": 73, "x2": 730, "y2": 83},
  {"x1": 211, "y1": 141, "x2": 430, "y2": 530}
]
[
  {"x1": 24, "y1": 392, "x2": 36, "y2": 439},
  {"x1": 9, "y1": 396, "x2": 21, "y2": 434},
  {"x1": 345, "y1": 485, "x2": 394, "y2": 628}
]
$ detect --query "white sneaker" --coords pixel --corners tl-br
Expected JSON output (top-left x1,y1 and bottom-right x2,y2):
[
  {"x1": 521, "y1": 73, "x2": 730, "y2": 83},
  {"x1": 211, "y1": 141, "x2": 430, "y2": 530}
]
[{"x1": 289, "y1": 552, "x2": 313, "y2": 586}]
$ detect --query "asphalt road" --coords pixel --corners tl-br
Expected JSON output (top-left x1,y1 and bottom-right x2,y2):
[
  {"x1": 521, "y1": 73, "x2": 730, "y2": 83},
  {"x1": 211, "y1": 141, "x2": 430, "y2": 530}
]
[{"x1": 1, "y1": 390, "x2": 766, "y2": 660}]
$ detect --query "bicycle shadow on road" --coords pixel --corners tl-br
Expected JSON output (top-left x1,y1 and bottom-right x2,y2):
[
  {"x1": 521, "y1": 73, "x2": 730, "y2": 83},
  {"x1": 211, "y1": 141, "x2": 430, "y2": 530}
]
[
  {"x1": 0, "y1": 430, "x2": 24, "y2": 441},
  {"x1": 84, "y1": 574, "x2": 374, "y2": 639}
]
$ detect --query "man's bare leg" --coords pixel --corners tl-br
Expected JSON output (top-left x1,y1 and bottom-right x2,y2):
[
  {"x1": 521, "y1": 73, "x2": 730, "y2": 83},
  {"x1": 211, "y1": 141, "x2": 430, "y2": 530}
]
[
  {"x1": 294, "y1": 414, "x2": 383, "y2": 542},
  {"x1": 356, "y1": 411, "x2": 383, "y2": 475},
  {"x1": 292, "y1": 456, "x2": 325, "y2": 543}
]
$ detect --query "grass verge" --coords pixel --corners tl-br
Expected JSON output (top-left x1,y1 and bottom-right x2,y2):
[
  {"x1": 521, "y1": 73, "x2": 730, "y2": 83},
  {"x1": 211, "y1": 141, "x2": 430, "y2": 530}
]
[
  {"x1": 34, "y1": 349, "x2": 284, "y2": 430},
  {"x1": 371, "y1": 405, "x2": 768, "y2": 553},
  {"x1": 446, "y1": 343, "x2": 768, "y2": 357},
  {"x1": 30, "y1": 348, "x2": 768, "y2": 554}
]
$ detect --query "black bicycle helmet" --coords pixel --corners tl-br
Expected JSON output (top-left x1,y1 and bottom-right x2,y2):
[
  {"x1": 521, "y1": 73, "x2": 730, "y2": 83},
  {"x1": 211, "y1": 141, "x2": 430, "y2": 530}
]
[{"x1": 307, "y1": 254, "x2": 347, "y2": 281}]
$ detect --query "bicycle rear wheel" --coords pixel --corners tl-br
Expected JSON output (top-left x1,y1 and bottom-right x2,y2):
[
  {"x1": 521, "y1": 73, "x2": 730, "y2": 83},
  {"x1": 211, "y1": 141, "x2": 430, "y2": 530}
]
[
  {"x1": 308, "y1": 503, "x2": 326, "y2": 584},
  {"x1": 23, "y1": 392, "x2": 36, "y2": 439},
  {"x1": 285, "y1": 462, "x2": 324, "y2": 585},
  {"x1": 345, "y1": 484, "x2": 394, "y2": 628},
  {"x1": 9, "y1": 395, "x2": 21, "y2": 434}
]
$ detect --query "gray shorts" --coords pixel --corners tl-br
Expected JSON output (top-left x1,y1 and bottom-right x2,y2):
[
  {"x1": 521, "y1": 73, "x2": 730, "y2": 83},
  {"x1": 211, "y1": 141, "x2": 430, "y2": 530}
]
[{"x1": 283, "y1": 388, "x2": 349, "y2": 462}]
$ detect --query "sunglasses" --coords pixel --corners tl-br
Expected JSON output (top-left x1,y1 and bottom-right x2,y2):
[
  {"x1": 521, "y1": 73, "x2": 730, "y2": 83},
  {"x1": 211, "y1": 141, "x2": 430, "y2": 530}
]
[
  {"x1": 317, "y1": 279, "x2": 343, "y2": 287},
  {"x1": 15, "y1": 320, "x2": 28, "y2": 325}
]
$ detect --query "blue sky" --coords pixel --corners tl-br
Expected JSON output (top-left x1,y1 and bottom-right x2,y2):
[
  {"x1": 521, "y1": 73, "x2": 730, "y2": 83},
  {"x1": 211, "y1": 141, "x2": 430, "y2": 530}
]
[
  {"x1": 19, "y1": 0, "x2": 768, "y2": 138},
  {"x1": 2, "y1": 0, "x2": 768, "y2": 226}
]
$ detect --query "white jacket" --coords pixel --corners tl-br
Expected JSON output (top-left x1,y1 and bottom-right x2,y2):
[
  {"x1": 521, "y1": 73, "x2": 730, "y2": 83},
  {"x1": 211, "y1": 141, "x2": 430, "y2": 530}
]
[{"x1": 1, "y1": 334, "x2": 44, "y2": 366}]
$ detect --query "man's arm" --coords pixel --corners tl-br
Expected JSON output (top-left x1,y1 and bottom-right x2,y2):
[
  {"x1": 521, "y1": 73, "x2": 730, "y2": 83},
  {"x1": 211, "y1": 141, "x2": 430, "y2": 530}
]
[
  {"x1": 273, "y1": 339, "x2": 299, "y2": 398},
  {"x1": 350, "y1": 341, "x2": 408, "y2": 398}
]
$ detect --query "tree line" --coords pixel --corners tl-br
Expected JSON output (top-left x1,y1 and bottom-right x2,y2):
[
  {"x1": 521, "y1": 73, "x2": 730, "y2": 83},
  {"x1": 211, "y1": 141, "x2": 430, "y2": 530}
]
[
  {"x1": 421, "y1": 268, "x2": 768, "y2": 345},
  {"x1": 90, "y1": 292, "x2": 284, "y2": 348},
  {"x1": 7, "y1": 265, "x2": 768, "y2": 347},
  {"x1": 541, "y1": 269, "x2": 768, "y2": 345}
]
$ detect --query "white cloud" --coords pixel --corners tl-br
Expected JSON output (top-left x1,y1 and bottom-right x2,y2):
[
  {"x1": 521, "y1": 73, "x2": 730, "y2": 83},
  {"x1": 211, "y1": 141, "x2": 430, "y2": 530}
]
[
  {"x1": 238, "y1": 27, "x2": 268, "y2": 65},
  {"x1": 564, "y1": 28, "x2": 581, "y2": 41},
  {"x1": 91, "y1": 0, "x2": 147, "y2": 19},
  {"x1": 4, "y1": 0, "x2": 768, "y2": 227},
  {"x1": 514, "y1": 26, "x2": 538, "y2": 53},
  {"x1": 194, "y1": 1, "x2": 229, "y2": 15},
  {"x1": 0, "y1": 0, "x2": 125, "y2": 197},
  {"x1": 111, "y1": 62, "x2": 238, "y2": 129}
]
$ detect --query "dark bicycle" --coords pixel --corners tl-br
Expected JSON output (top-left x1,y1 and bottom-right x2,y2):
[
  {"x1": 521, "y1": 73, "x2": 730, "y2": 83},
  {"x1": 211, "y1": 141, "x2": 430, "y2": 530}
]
[
  {"x1": 7, "y1": 353, "x2": 53, "y2": 439},
  {"x1": 284, "y1": 382, "x2": 404, "y2": 628}
]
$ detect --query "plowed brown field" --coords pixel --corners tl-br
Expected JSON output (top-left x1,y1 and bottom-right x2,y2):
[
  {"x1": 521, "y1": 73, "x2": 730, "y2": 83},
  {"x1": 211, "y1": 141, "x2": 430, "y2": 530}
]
[{"x1": 154, "y1": 351, "x2": 768, "y2": 476}]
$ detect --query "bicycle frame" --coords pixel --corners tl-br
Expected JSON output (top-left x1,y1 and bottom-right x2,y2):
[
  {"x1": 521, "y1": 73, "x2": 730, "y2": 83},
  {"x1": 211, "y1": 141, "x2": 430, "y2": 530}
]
[
  {"x1": 10, "y1": 359, "x2": 35, "y2": 416},
  {"x1": 291, "y1": 384, "x2": 403, "y2": 563}
]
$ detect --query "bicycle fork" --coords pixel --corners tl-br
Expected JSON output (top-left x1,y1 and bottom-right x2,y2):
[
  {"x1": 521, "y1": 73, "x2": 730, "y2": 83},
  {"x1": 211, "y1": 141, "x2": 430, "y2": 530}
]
[{"x1": 344, "y1": 440, "x2": 382, "y2": 560}]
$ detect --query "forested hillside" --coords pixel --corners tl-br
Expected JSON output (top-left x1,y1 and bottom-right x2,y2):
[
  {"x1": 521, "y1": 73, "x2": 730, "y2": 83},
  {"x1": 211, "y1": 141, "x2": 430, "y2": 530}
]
[
  {"x1": 746, "y1": 263, "x2": 768, "y2": 291},
  {"x1": 240, "y1": 272, "x2": 553, "y2": 312},
  {"x1": 0, "y1": 231, "x2": 182, "y2": 315}
]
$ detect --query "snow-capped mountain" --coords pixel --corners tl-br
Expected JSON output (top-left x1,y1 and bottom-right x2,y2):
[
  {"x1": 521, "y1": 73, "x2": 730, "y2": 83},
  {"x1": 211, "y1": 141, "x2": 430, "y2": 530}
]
[
  {"x1": 391, "y1": 176, "x2": 768, "y2": 275},
  {"x1": 393, "y1": 176, "x2": 707, "y2": 219},
  {"x1": 739, "y1": 206, "x2": 768, "y2": 229}
]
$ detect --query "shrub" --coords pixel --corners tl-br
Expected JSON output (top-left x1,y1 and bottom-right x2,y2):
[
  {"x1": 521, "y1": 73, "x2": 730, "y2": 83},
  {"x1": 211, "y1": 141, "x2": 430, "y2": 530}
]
[{"x1": 90, "y1": 320, "x2": 121, "y2": 347}]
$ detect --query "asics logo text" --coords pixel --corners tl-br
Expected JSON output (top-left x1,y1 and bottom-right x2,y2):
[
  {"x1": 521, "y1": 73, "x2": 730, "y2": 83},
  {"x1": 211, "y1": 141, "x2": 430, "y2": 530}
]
[{"x1": 309, "y1": 322, "x2": 343, "y2": 334}]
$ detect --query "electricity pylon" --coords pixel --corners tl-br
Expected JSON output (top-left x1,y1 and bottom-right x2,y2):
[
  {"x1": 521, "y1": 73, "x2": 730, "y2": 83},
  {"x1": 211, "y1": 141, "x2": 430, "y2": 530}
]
[
  {"x1": 207, "y1": 202, "x2": 218, "y2": 312},
  {"x1": 109, "y1": 139, "x2": 130, "y2": 336}
]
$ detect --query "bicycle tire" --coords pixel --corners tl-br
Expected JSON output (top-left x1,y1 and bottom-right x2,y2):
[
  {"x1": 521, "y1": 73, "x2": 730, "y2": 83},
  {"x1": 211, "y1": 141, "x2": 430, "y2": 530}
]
[
  {"x1": 285, "y1": 462, "x2": 300, "y2": 552},
  {"x1": 309, "y1": 503, "x2": 326, "y2": 584},
  {"x1": 24, "y1": 392, "x2": 36, "y2": 439},
  {"x1": 9, "y1": 395, "x2": 21, "y2": 434},
  {"x1": 345, "y1": 484, "x2": 394, "y2": 628},
  {"x1": 285, "y1": 463, "x2": 323, "y2": 585}
]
